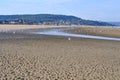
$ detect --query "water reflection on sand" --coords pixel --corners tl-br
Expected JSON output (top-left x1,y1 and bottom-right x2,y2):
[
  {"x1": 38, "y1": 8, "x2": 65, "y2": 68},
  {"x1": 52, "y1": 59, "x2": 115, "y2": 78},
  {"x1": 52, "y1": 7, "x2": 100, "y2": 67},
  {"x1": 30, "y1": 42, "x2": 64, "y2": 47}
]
[{"x1": 32, "y1": 29, "x2": 120, "y2": 41}]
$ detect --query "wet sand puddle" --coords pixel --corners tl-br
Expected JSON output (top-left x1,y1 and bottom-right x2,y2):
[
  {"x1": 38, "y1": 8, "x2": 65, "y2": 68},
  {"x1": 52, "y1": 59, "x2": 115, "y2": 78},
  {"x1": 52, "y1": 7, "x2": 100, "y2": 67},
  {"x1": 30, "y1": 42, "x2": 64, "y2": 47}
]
[{"x1": 32, "y1": 28, "x2": 120, "y2": 41}]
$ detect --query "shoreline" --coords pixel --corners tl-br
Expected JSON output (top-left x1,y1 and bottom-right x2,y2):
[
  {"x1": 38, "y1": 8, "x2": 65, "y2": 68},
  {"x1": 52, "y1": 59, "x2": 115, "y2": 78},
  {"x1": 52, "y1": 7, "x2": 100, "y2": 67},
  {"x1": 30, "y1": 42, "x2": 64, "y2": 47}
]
[{"x1": 0, "y1": 25, "x2": 120, "y2": 40}]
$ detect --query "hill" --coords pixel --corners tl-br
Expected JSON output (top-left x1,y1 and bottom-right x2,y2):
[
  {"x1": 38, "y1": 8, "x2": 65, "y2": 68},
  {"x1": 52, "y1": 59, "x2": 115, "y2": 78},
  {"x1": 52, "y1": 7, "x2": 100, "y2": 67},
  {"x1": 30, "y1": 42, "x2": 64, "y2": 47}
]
[
  {"x1": 109, "y1": 22, "x2": 120, "y2": 26},
  {"x1": 0, "y1": 14, "x2": 114, "y2": 26}
]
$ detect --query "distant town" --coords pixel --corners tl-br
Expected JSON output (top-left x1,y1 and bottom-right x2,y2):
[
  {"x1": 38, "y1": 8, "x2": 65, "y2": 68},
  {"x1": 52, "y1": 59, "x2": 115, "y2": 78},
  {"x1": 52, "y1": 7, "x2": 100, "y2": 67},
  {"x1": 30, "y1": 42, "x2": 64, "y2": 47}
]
[{"x1": 0, "y1": 19, "x2": 74, "y2": 25}]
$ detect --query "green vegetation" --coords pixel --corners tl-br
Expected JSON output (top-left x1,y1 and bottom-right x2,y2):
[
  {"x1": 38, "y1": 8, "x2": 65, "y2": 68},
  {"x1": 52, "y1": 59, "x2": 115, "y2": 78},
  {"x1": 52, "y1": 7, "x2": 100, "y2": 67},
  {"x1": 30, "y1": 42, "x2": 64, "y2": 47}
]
[
  {"x1": 109, "y1": 22, "x2": 120, "y2": 26},
  {"x1": 0, "y1": 14, "x2": 114, "y2": 26}
]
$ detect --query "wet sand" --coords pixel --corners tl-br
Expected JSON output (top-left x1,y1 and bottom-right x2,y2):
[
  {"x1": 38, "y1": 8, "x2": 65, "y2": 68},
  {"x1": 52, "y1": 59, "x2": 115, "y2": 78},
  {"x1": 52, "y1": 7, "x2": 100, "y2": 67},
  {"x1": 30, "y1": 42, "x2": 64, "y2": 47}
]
[
  {"x1": 0, "y1": 25, "x2": 120, "y2": 80},
  {"x1": 0, "y1": 38, "x2": 120, "y2": 80}
]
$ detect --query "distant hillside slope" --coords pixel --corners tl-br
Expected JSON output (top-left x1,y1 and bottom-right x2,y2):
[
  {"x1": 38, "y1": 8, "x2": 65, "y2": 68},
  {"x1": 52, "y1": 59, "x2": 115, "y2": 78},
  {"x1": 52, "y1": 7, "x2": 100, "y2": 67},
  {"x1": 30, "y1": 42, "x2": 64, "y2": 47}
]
[
  {"x1": 109, "y1": 22, "x2": 120, "y2": 26},
  {"x1": 0, "y1": 14, "x2": 114, "y2": 26}
]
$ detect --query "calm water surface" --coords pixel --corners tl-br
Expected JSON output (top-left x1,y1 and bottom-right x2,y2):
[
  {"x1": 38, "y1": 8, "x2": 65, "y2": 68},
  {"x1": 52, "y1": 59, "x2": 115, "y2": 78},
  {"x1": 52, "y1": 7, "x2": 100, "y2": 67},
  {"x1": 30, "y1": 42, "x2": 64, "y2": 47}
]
[{"x1": 32, "y1": 29, "x2": 120, "y2": 41}]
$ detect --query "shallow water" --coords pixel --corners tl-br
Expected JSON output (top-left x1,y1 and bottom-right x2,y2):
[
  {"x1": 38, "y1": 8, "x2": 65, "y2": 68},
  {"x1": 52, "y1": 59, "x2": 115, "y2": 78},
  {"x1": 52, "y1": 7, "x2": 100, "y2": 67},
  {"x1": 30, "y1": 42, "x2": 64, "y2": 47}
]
[{"x1": 32, "y1": 29, "x2": 120, "y2": 41}]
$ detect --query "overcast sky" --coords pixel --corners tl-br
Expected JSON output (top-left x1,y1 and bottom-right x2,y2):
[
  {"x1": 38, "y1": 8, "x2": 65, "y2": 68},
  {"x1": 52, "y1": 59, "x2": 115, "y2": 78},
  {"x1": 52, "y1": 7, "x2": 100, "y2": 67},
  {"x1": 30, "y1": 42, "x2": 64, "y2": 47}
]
[{"x1": 0, "y1": 0, "x2": 120, "y2": 21}]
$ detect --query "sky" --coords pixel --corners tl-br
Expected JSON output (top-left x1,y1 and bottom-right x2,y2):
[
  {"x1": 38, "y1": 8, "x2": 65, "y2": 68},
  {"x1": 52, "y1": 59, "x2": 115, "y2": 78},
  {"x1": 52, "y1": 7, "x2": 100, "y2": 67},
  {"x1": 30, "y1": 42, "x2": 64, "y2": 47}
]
[{"x1": 0, "y1": 0, "x2": 120, "y2": 22}]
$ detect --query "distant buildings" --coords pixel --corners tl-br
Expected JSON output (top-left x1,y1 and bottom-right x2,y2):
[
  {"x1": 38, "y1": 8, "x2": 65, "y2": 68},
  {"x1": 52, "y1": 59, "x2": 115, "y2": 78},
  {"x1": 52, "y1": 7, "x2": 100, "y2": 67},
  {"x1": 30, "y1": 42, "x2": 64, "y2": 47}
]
[
  {"x1": 0, "y1": 19, "x2": 33, "y2": 25},
  {"x1": 0, "y1": 19, "x2": 73, "y2": 25}
]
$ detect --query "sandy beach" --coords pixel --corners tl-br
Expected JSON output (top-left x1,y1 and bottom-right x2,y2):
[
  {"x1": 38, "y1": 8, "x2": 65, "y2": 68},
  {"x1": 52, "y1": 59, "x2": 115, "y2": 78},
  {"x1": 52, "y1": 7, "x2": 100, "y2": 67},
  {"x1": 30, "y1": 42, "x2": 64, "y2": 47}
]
[
  {"x1": 65, "y1": 26, "x2": 120, "y2": 38},
  {"x1": 0, "y1": 25, "x2": 120, "y2": 80},
  {"x1": 0, "y1": 25, "x2": 68, "y2": 30}
]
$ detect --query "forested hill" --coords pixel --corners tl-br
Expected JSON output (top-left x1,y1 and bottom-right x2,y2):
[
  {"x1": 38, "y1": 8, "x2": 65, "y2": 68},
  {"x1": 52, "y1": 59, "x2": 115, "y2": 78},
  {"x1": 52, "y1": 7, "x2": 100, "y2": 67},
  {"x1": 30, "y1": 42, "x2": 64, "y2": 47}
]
[
  {"x1": 0, "y1": 14, "x2": 114, "y2": 26},
  {"x1": 109, "y1": 22, "x2": 120, "y2": 26}
]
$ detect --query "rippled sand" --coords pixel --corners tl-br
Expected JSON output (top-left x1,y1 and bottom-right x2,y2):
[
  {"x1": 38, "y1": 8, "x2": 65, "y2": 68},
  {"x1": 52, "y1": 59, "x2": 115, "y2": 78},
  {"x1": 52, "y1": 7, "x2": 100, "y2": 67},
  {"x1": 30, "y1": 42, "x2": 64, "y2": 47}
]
[
  {"x1": 0, "y1": 25, "x2": 120, "y2": 80},
  {"x1": 0, "y1": 38, "x2": 120, "y2": 80}
]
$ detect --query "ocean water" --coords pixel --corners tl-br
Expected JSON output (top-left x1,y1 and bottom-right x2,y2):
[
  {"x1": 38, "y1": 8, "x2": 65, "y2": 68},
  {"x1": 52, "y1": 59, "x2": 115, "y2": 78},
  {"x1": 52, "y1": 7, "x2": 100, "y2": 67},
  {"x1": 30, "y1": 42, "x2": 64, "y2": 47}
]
[{"x1": 32, "y1": 29, "x2": 120, "y2": 41}]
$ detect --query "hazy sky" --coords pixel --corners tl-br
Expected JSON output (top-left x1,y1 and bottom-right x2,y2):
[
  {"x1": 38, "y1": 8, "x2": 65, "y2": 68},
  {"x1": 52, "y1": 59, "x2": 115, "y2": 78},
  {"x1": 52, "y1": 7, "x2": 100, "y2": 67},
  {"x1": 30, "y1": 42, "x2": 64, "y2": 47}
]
[{"x1": 0, "y1": 0, "x2": 120, "y2": 21}]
